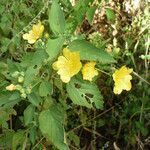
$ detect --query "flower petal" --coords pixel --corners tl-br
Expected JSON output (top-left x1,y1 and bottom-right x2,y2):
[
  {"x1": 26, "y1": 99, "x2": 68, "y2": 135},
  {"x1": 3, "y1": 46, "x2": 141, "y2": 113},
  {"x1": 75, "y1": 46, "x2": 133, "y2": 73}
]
[
  {"x1": 52, "y1": 48, "x2": 82, "y2": 83},
  {"x1": 112, "y1": 66, "x2": 133, "y2": 94},
  {"x1": 82, "y1": 62, "x2": 98, "y2": 81}
]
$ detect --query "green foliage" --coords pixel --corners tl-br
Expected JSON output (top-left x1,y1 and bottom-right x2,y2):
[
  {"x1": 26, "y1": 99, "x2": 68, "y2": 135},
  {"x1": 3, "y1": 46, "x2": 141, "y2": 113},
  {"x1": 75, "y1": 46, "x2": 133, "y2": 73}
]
[
  {"x1": 67, "y1": 78, "x2": 103, "y2": 109},
  {"x1": 39, "y1": 105, "x2": 69, "y2": 150},
  {"x1": 69, "y1": 39, "x2": 115, "y2": 63},
  {"x1": 0, "y1": 0, "x2": 149, "y2": 149},
  {"x1": 12, "y1": 130, "x2": 25, "y2": 150},
  {"x1": 105, "y1": 8, "x2": 116, "y2": 23},
  {"x1": 23, "y1": 104, "x2": 35, "y2": 126},
  {"x1": 46, "y1": 37, "x2": 65, "y2": 61},
  {"x1": 86, "y1": 6, "x2": 97, "y2": 25},
  {"x1": 39, "y1": 80, "x2": 53, "y2": 97},
  {"x1": 49, "y1": 0, "x2": 66, "y2": 35}
]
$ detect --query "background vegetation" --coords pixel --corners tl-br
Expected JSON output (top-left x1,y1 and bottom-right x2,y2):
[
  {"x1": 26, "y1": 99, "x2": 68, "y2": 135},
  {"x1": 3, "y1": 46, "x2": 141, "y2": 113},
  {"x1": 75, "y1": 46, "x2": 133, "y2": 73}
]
[{"x1": 0, "y1": 0, "x2": 150, "y2": 149}]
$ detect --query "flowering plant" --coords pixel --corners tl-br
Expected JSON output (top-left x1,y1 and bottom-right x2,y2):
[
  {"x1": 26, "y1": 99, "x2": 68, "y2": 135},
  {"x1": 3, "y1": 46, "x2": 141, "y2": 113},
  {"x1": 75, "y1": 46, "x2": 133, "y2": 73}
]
[{"x1": 0, "y1": 0, "x2": 149, "y2": 149}]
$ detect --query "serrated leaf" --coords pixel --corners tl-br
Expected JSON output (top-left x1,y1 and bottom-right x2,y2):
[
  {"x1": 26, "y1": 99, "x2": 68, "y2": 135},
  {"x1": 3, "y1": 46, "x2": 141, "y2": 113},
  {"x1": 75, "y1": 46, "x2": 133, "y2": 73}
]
[
  {"x1": 49, "y1": 1, "x2": 66, "y2": 34},
  {"x1": 39, "y1": 81, "x2": 53, "y2": 97},
  {"x1": 23, "y1": 104, "x2": 35, "y2": 126},
  {"x1": 0, "y1": 110, "x2": 9, "y2": 125},
  {"x1": 7, "y1": 59, "x2": 19, "y2": 73},
  {"x1": 31, "y1": 50, "x2": 48, "y2": 67},
  {"x1": 69, "y1": 40, "x2": 115, "y2": 63},
  {"x1": 27, "y1": 93, "x2": 42, "y2": 107},
  {"x1": 29, "y1": 126, "x2": 37, "y2": 145},
  {"x1": 24, "y1": 66, "x2": 39, "y2": 86},
  {"x1": 0, "y1": 92, "x2": 20, "y2": 107},
  {"x1": 1, "y1": 38, "x2": 11, "y2": 52},
  {"x1": 46, "y1": 37, "x2": 64, "y2": 61},
  {"x1": 68, "y1": 131, "x2": 80, "y2": 147},
  {"x1": 0, "y1": 131, "x2": 14, "y2": 148},
  {"x1": 12, "y1": 130, "x2": 25, "y2": 150},
  {"x1": 106, "y1": 8, "x2": 115, "y2": 23},
  {"x1": 66, "y1": 78, "x2": 103, "y2": 109},
  {"x1": 86, "y1": 6, "x2": 96, "y2": 25},
  {"x1": 39, "y1": 105, "x2": 69, "y2": 150}
]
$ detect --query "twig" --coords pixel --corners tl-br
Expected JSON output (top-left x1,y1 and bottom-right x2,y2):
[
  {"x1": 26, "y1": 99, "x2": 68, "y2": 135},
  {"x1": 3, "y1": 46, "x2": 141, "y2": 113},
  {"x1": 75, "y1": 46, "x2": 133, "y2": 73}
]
[
  {"x1": 96, "y1": 68, "x2": 111, "y2": 76},
  {"x1": 83, "y1": 127, "x2": 109, "y2": 140},
  {"x1": 133, "y1": 71, "x2": 150, "y2": 86},
  {"x1": 69, "y1": 144, "x2": 80, "y2": 150},
  {"x1": 67, "y1": 104, "x2": 117, "y2": 134},
  {"x1": 145, "y1": 36, "x2": 149, "y2": 78},
  {"x1": 31, "y1": 137, "x2": 45, "y2": 150}
]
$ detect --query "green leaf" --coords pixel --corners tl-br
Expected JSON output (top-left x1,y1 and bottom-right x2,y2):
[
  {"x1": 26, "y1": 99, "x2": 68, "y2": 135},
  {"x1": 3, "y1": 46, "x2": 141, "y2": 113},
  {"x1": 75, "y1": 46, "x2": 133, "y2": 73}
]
[
  {"x1": 7, "y1": 59, "x2": 19, "y2": 73},
  {"x1": 31, "y1": 50, "x2": 48, "y2": 67},
  {"x1": 12, "y1": 130, "x2": 25, "y2": 150},
  {"x1": 0, "y1": 110, "x2": 9, "y2": 125},
  {"x1": 39, "y1": 105, "x2": 69, "y2": 150},
  {"x1": 0, "y1": 92, "x2": 20, "y2": 107},
  {"x1": 66, "y1": 78, "x2": 103, "y2": 109},
  {"x1": 1, "y1": 38, "x2": 11, "y2": 52},
  {"x1": 86, "y1": 6, "x2": 96, "y2": 25},
  {"x1": 75, "y1": 7, "x2": 87, "y2": 24},
  {"x1": 39, "y1": 81, "x2": 53, "y2": 97},
  {"x1": 23, "y1": 104, "x2": 35, "y2": 126},
  {"x1": 49, "y1": 0, "x2": 66, "y2": 34},
  {"x1": 0, "y1": 131, "x2": 14, "y2": 149},
  {"x1": 24, "y1": 66, "x2": 39, "y2": 86},
  {"x1": 27, "y1": 93, "x2": 42, "y2": 107},
  {"x1": 69, "y1": 40, "x2": 115, "y2": 63},
  {"x1": 68, "y1": 131, "x2": 80, "y2": 147},
  {"x1": 29, "y1": 126, "x2": 37, "y2": 145},
  {"x1": 46, "y1": 37, "x2": 64, "y2": 61},
  {"x1": 106, "y1": 8, "x2": 116, "y2": 23}
]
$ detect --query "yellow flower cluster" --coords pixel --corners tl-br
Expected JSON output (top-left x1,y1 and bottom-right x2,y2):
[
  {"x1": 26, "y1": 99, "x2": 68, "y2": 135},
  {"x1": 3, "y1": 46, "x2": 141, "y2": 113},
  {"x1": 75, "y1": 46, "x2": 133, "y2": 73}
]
[
  {"x1": 52, "y1": 48, "x2": 98, "y2": 83},
  {"x1": 113, "y1": 66, "x2": 133, "y2": 94},
  {"x1": 22, "y1": 22, "x2": 133, "y2": 95},
  {"x1": 23, "y1": 21, "x2": 44, "y2": 44},
  {"x1": 52, "y1": 49, "x2": 133, "y2": 95}
]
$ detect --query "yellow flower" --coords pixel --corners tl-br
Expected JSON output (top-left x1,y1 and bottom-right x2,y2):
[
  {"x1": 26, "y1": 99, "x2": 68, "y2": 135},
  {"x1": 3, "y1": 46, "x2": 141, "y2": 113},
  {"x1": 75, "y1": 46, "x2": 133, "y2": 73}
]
[
  {"x1": 52, "y1": 48, "x2": 82, "y2": 83},
  {"x1": 82, "y1": 62, "x2": 98, "y2": 81},
  {"x1": 6, "y1": 84, "x2": 16, "y2": 91},
  {"x1": 113, "y1": 66, "x2": 133, "y2": 94},
  {"x1": 23, "y1": 21, "x2": 44, "y2": 44}
]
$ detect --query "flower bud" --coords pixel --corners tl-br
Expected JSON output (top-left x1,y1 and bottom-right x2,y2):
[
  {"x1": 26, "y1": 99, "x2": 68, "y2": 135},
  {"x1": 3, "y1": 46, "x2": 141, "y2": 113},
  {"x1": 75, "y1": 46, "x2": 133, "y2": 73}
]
[
  {"x1": 6, "y1": 84, "x2": 16, "y2": 91},
  {"x1": 18, "y1": 76, "x2": 24, "y2": 83},
  {"x1": 12, "y1": 71, "x2": 19, "y2": 78},
  {"x1": 44, "y1": 33, "x2": 49, "y2": 39},
  {"x1": 16, "y1": 85, "x2": 22, "y2": 90},
  {"x1": 26, "y1": 87, "x2": 32, "y2": 94},
  {"x1": 21, "y1": 93, "x2": 27, "y2": 98}
]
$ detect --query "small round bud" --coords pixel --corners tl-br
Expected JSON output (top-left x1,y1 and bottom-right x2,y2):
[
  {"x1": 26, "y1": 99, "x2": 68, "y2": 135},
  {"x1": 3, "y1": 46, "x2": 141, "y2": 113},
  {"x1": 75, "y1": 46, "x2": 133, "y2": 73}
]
[
  {"x1": 126, "y1": 52, "x2": 132, "y2": 56},
  {"x1": 18, "y1": 76, "x2": 24, "y2": 83},
  {"x1": 12, "y1": 71, "x2": 19, "y2": 78},
  {"x1": 26, "y1": 87, "x2": 32, "y2": 94},
  {"x1": 140, "y1": 55, "x2": 145, "y2": 59},
  {"x1": 44, "y1": 33, "x2": 49, "y2": 39},
  {"x1": 21, "y1": 93, "x2": 27, "y2": 98},
  {"x1": 114, "y1": 47, "x2": 120, "y2": 54},
  {"x1": 20, "y1": 88, "x2": 25, "y2": 94},
  {"x1": 16, "y1": 85, "x2": 22, "y2": 90}
]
